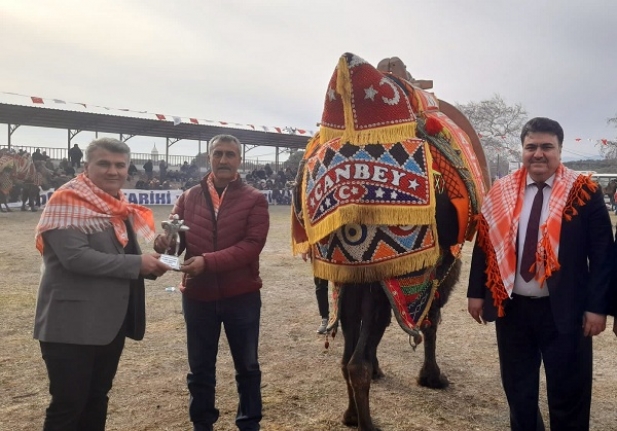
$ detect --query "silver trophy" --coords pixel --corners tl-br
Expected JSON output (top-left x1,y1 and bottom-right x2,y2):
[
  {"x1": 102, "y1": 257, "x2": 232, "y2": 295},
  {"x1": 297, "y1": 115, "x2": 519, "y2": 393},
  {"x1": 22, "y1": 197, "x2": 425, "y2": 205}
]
[{"x1": 159, "y1": 214, "x2": 190, "y2": 270}]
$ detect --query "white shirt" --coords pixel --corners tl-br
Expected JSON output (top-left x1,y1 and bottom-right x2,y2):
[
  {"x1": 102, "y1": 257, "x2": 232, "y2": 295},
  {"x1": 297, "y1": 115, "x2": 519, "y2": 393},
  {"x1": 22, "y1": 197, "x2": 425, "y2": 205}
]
[{"x1": 512, "y1": 173, "x2": 556, "y2": 297}]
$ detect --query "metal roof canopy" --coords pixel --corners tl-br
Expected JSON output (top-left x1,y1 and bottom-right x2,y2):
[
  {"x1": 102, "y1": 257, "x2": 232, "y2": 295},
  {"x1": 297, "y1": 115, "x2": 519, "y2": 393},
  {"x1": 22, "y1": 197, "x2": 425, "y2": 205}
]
[{"x1": 0, "y1": 103, "x2": 311, "y2": 162}]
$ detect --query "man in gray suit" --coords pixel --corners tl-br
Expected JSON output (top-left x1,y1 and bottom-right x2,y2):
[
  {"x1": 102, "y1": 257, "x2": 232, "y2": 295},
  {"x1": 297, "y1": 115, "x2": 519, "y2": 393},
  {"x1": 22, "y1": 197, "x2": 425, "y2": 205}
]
[{"x1": 33, "y1": 137, "x2": 171, "y2": 431}]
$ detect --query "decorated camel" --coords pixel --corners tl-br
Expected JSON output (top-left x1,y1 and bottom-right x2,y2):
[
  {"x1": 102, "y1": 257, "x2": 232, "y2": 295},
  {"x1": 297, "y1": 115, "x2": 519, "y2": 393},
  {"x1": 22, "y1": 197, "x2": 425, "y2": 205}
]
[
  {"x1": 291, "y1": 53, "x2": 490, "y2": 431},
  {"x1": 0, "y1": 151, "x2": 47, "y2": 212}
]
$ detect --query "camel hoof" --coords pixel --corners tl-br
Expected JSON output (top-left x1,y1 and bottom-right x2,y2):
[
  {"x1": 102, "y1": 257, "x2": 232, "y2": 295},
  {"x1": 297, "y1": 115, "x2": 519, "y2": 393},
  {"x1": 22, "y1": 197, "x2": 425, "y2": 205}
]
[
  {"x1": 342, "y1": 409, "x2": 358, "y2": 427},
  {"x1": 372, "y1": 366, "x2": 385, "y2": 380},
  {"x1": 417, "y1": 372, "x2": 449, "y2": 389}
]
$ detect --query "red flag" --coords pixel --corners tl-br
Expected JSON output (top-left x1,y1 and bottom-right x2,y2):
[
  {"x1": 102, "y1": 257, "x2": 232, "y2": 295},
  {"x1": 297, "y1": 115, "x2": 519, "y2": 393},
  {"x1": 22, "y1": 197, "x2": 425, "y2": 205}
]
[
  {"x1": 575, "y1": 138, "x2": 581, "y2": 142},
  {"x1": 297, "y1": 129, "x2": 306, "y2": 134},
  {"x1": 156, "y1": 114, "x2": 166, "y2": 120},
  {"x1": 190, "y1": 118, "x2": 199, "y2": 124},
  {"x1": 31, "y1": 97, "x2": 44, "y2": 104},
  {"x1": 219, "y1": 121, "x2": 228, "y2": 125},
  {"x1": 601, "y1": 139, "x2": 608, "y2": 145},
  {"x1": 274, "y1": 127, "x2": 282, "y2": 133}
]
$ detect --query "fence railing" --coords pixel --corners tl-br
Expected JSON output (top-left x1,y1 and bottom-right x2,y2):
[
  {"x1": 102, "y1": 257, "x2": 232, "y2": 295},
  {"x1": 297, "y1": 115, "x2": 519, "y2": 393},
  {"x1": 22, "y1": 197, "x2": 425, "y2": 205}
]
[{"x1": 0, "y1": 144, "x2": 282, "y2": 172}]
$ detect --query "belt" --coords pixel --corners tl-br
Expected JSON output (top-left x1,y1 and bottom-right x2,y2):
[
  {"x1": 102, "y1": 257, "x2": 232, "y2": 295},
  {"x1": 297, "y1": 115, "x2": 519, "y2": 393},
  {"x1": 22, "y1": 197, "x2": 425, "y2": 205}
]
[{"x1": 511, "y1": 293, "x2": 549, "y2": 300}]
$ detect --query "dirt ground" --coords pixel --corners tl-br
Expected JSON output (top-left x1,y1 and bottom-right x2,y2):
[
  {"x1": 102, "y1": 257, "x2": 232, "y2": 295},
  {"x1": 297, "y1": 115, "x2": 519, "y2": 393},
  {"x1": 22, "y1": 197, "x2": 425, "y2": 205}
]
[{"x1": 2, "y1": 205, "x2": 617, "y2": 431}]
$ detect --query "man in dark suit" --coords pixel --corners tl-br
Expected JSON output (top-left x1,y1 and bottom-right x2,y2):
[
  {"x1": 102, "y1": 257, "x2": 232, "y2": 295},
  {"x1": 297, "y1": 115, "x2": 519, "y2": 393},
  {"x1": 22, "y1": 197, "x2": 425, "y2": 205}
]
[
  {"x1": 33, "y1": 137, "x2": 171, "y2": 431},
  {"x1": 467, "y1": 117, "x2": 615, "y2": 431}
]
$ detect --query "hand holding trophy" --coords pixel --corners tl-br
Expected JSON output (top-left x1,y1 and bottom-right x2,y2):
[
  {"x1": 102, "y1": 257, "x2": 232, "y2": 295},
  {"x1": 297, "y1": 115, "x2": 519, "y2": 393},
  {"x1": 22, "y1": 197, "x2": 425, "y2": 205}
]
[{"x1": 159, "y1": 214, "x2": 190, "y2": 270}]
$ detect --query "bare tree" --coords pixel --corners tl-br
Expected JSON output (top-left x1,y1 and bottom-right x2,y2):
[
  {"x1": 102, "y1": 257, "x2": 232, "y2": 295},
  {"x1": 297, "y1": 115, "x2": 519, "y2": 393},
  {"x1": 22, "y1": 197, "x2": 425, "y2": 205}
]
[
  {"x1": 283, "y1": 149, "x2": 304, "y2": 173},
  {"x1": 456, "y1": 94, "x2": 528, "y2": 177}
]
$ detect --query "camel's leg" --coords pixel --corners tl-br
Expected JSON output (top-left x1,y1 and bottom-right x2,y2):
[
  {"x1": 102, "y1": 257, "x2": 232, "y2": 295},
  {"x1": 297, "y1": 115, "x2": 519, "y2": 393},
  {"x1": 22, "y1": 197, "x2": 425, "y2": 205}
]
[
  {"x1": 368, "y1": 290, "x2": 391, "y2": 380},
  {"x1": 340, "y1": 286, "x2": 359, "y2": 426},
  {"x1": 345, "y1": 283, "x2": 383, "y2": 431},
  {"x1": 418, "y1": 304, "x2": 448, "y2": 388},
  {"x1": 418, "y1": 259, "x2": 461, "y2": 389},
  {"x1": 340, "y1": 284, "x2": 360, "y2": 427}
]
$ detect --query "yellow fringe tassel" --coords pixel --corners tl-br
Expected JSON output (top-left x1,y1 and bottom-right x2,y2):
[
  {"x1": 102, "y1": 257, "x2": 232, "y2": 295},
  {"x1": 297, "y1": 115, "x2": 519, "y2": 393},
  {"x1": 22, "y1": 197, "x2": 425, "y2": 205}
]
[
  {"x1": 341, "y1": 123, "x2": 418, "y2": 146},
  {"x1": 312, "y1": 244, "x2": 440, "y2": 284},
  {"x1": 291, "y1": 239, "x2": 309, "y2": 256},
  {"x1": 303, "y1": 205, "x2": 436, "y2": 245},
  {"x1": 319, "y1": 126, "x2": 344, "y2": 145}
]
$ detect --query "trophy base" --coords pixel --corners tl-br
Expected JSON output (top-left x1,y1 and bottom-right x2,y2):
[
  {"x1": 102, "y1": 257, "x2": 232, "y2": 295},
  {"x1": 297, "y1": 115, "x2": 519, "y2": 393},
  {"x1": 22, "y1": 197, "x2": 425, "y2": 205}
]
[{"x1": 159, "y1": 254, "x2": 181, "y2": 271}]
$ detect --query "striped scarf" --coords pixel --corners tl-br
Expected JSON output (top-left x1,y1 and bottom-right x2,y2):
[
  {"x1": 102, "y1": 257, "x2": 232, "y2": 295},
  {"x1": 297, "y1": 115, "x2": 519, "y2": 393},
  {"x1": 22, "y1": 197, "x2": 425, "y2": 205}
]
[
  {"x1": 205, "y1": 173, "x2": 237, "y2": 218},
  {"x1": 476, "y1": 165, "x2": 595, "y2": 316},
  {"x1": 35, "y1": 173, "x2": 156, "y2": 254}
]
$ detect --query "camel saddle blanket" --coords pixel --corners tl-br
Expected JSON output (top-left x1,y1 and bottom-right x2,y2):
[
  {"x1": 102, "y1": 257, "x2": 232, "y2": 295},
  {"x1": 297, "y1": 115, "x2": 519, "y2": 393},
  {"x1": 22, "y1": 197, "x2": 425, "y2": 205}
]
[
  {"x1": 301, "y1": 137, "x2": 440, "y2": 283},
  {"x1": 328, "y1": 267, "x2": 438, "y2": 337}
]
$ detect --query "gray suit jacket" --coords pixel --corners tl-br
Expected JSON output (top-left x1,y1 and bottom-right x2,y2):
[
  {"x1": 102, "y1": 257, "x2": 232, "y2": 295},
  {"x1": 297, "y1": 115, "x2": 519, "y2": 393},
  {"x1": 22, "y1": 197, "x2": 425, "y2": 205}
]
[{"x1": 33, "y1": 223, "x2": 145, "y2": 345}]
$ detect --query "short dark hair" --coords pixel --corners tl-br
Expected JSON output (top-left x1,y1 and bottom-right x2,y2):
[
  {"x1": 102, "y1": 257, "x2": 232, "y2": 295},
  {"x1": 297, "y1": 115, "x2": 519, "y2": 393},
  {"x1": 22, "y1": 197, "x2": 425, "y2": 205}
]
[
  {"x1": 86, "y1": 137, "x2": 130, "y2": 162},
  {"x1": 209, "y1": 134, "x2": 242, "y2": 155},
  {"x1": 520, "y1": 117, "x2": 564, "y2": 147}
]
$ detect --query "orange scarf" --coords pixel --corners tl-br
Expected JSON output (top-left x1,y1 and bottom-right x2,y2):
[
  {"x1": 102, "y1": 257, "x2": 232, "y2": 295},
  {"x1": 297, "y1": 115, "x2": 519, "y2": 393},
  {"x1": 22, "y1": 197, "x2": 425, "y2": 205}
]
[
  {"x1": 35, "y1": 173, "x2": 156, "y2": 254},
  {"x1": 476, "y1": 165, "x2": 596, "y2": 316},
  {"x1": 206, "y1": 173, "x2": 238, "y2": 218}
]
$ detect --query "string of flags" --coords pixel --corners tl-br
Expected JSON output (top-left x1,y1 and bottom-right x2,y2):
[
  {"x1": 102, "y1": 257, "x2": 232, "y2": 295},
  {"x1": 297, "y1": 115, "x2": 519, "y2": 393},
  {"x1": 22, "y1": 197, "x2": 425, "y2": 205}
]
[
  {"x1": 2, "y1": 91, "x2": 315, "y2": 137},
  {"x1": 478, "y1": 133, "x2": 614, "y2": 145},
  {"x1": 4, "y1": 92, "x2": 613, "y2": 143}
]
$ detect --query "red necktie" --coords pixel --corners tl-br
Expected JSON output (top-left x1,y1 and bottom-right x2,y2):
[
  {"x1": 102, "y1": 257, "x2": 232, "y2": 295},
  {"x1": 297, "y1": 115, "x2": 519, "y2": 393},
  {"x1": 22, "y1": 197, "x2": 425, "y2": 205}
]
[{"x1": 520, "y1": 182, "x2": 546, "y2": 282}]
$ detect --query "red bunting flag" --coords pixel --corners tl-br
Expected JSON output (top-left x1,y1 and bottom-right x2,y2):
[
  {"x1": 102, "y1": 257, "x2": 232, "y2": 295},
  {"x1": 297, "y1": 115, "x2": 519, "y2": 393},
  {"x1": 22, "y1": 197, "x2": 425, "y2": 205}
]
[
  {"x1": 274, "y1": 127, "x2": 282, "y2": 133},
  {"x1": 601, "y1": 139, "x2": 608, "y2": 145},
  {"x1": 190, "y1": 118, "x2": 199, "y2": 124},
  {"x1": 575, "y1": 138, "x2": 581, "y2": 142},
  {"x1": 31, "y1": 97, "x2": 44, "y2": 104},
  {"x1": 155, "y1": 114, "x2": 166, "y2": 120}
]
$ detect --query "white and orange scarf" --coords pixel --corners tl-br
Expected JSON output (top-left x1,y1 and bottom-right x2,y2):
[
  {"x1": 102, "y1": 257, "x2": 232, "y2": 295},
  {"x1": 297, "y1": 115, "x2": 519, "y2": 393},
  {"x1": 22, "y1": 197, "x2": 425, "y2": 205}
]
[
  {"x1": 476, "y1": 165, "x2": 596, "y2": 316},
  {"x1": 35, "y1": 173, "x2": 156, "y2": 254},
  {"x1": 205, "y1": 173, "x2": 238, "y2": 219}
]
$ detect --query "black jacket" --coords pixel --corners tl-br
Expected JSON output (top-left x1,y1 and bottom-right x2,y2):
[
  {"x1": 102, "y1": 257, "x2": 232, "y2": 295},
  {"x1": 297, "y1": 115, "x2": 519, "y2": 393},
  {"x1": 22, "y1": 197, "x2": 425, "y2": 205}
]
[{"x1": 467, "y1": 184, "x2": 615, "y2": 333}]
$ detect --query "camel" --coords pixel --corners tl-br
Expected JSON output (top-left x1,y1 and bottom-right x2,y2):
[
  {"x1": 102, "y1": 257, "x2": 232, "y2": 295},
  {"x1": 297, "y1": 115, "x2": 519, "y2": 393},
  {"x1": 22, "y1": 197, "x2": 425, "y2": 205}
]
[
  {"x1": 0, "y1": 152, "x2": 45, "y2": 212},
  {"x1": 292, "y1": 53, "x2": 489, "y2": 431}
]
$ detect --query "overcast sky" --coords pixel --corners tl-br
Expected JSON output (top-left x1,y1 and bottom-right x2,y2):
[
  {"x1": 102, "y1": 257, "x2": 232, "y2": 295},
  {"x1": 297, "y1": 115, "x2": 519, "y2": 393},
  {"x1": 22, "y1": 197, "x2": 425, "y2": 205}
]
[{"x1": 1, "y1": 0, "x2": 616, "y2": 161}]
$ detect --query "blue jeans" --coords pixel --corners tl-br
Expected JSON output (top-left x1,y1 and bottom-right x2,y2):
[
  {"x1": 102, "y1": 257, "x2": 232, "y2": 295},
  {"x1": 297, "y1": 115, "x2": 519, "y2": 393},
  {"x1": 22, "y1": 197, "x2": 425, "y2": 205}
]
[{"x1": 182, "y1": 291, "x2": 262, "y2": 431}]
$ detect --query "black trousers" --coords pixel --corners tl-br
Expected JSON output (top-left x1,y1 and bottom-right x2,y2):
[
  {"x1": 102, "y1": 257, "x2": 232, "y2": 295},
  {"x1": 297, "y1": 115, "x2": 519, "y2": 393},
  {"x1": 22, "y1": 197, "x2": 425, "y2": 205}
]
[
  {"x1": 183, "y1": 291, "x2": 262, "y2": 431},
  {"x1": 495, "y1": 295, "x2": 592, "y2": 431},
  {"x1": 39, "y1": 327, "x2": 126, "y2": 431},
  {"x1": 314, "y1": 277, "x2": 329, "y2": 319}
]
